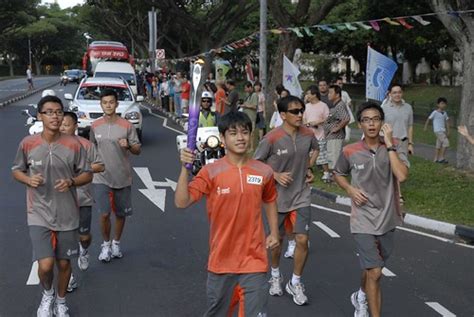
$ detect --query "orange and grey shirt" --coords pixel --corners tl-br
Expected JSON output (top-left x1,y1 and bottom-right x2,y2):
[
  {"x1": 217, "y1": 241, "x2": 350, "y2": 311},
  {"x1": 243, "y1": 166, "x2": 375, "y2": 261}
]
[
  {"x1": 90, "y1": 117, "x2": 140, "y2": 189},
  {"x1": 12, "y1": 134, "x2": 90, "y2": 231},
  {"x1": 254, "y1": 126, "x2": 319, "y2": 213},
  {"x1": 333, "y1": 139, "x2": 409, "y2": 235},
  {"x1": 76, "y1": 136, "x2": 103, "y2": 206},
  {"x1": 188, "y1": 157, "x2": 277, "y2": 274}
]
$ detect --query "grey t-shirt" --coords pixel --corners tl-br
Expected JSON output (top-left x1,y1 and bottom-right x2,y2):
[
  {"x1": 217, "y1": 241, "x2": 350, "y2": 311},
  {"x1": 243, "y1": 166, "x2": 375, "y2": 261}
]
[
  {"x1": 334, "y1": 139, "x2": 409, "y2": 235},
  {"x1": 254, "y1": 126, "x2": 319, "y2": 213},
  {"x1": 90, "y1": 117, "x2": 140, "y2": 189},
  {"x1": 381, "y1": 100, "x2": 413, "y2": 139},
  {"x1": 76, "y1": 136, "x2": 103, "y2": 206},
  {"x1": 12, "y1": 134, "x2": 90, "y2": 231},
  {"x1": 225, "y1": 90, "x2": 239, "y2": 114}
]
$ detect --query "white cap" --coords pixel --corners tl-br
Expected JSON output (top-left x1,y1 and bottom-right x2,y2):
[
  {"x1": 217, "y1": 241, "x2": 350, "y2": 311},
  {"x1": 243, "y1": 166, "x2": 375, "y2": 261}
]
[
  {"x1": 41, "y1": 89, "x2": 56, "y2": 97},
  {"x1": 201, "y1": 91, "x2": 213, "y2": 100}
]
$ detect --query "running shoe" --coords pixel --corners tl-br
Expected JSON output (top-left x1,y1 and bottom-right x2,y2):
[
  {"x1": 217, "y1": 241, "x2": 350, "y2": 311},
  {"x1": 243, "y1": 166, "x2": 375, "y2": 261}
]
[
  {"x1": 78, "y1": 248, "x2": 90, "y2": 271},
  {"x1": 37, "y1": 290, "x2": 55, "y2": 317},
  {"x1": 351, "y1": 291, "x2": 369, "y2": 317},
  {"x1": 111, "y1": 241, "x2": 123, "y2": 259},
  {"x1": 53, "y1": 301, "x2": 70, "y2": 317},
  {"x1": 284, "y1": 240, "x2": 296, "y2": 258},
  {"x1": 268, "y1": 275, "x2": 284, "y2": 296},
  {"x1": 98, "y1": 241, "x2": 111, "y2": 262},
  {"x1": 285, "y1": 281, "x2": 308, "y2": 305},
  {"x1": 66, "y1": 274, "x2": 77, "y2": 293}
]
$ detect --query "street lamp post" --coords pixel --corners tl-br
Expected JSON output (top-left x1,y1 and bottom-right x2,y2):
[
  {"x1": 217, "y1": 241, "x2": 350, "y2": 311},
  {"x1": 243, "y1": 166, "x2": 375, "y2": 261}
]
[
  {"x1": 83, "y1": 32, "x2": 92, "y2": 48},
  {"x1": 28, "y1": 36, "x2": 32, "y2": 67}
]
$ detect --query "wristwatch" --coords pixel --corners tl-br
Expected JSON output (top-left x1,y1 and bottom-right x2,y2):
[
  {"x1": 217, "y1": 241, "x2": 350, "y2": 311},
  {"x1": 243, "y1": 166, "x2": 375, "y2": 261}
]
[{"x1": 387, "y1": 146, "x2": 397, "y2": 152}]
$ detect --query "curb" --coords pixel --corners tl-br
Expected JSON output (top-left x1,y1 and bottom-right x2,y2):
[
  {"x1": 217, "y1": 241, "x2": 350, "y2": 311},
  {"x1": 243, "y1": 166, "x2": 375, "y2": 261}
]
[
  {"x1": 0, "y1": 81, "x2": 59, "y2": 108},
  {"x1": 311, "y1": 187, "x2": 474, "y2": 241}
]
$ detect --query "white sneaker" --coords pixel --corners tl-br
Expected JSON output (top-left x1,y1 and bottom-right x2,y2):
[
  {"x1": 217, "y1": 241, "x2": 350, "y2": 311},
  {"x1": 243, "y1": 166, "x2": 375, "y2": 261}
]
[
  {"x1": 53, "y1": 301, "x2": 70, "y2": 317},
  {"x1": 37, "y1": 291, "x2": 55, "y2": 317},
  {"x1": 78, "y1": 248, "x2": 90, "y2": 271},
  {"x1": 322, "y1": 172, "x2": 332, "y2": 183},
  {"x1": 285, "y1": 281, "x2": 308, "y2": 305},
  {"x1": 66, "y1": 274, "x2": 77, "y2": 293},
  {"x1": 111, "y1": 241, "x2": 123, "y2": 259},
  {"x1": 351, "y1": 291, "x2": 369, "y2": 317},
  {"x1": 284, "y1": 241, "x2": 296, "y2": 258},
  {"x1": 268, "y1": 275, "x2": 284, "y2": 296},
  {"x1": 98, "y1": 241, "x2": 111, "y2": 262}
]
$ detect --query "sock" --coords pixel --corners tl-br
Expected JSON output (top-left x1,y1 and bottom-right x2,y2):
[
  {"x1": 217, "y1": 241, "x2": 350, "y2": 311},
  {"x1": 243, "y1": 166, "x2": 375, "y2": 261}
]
[
  {"x1": 56, "y1": 296, "x2": 66, "y2": 304},
  {"x1": 271, "y1": 267, "x2": 280, "y2": 278},
  {"x1": 112, "y1": 239, "x2": 120, "y2": 245},
  {"x1": 104, "y1": 240, "x2": 111, "y2": 246},
  {"x1": 79, "y1": 243, "x2": 87, "y2": 254},
  {"x1": 288, "y1": 239, "x2": 296, "y2": 247},
  {"x1": 44, "y1": 287, "x2": 54, "y2": 296},
  {"x1": 291, "y1": 274, "x2": 301, "y2": 285},
  {"x1": 358, "y1": 288, "x2": 366, "y2": 301}
]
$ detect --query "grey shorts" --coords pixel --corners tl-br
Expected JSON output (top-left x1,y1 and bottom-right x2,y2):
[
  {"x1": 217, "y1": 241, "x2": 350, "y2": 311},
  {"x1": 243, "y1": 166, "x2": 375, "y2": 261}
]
[
  {"x1": 353, "y1": 229, "x2": 395, "y2": 269},
  {"x1": 436, "y1": 132, "x2": 450, "y2": 148},
  {"x1": 278, "y1": 206, "x2": 311, "y2": 236},
  {"x1": 316, "y1": 139, "x2": 328, "y2": 166},
  {"x1": 205, "y1": 272, "x2": 268, "y2": 317},
  {"x1": 79, "y1": 206, "x2": 92, "y2": 235},
  {"x1": 29, "y1": 226, "x2": 79, "y2": 261},
  {"x1": 94, "y1": 184, "x2": 133, "y2": 217},
  {"x1": 326, "y1": 139, "x2": 344, "y2": 169}
]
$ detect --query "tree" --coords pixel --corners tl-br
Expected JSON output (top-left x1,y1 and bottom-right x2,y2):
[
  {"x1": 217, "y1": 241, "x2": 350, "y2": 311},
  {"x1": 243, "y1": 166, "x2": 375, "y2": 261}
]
[{"x1": 430, "y1": 0, "x2": 474, "y2": 169}]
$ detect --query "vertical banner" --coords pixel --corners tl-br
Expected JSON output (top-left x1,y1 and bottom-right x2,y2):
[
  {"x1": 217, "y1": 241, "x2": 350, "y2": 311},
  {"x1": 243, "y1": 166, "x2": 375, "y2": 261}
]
[
  {"x1": 215, "y1": 60, "x2": 230, "y2": 82},
  {"x1": 246, "y1": 59, "x2": 255, "y2": 83},
  {"x1": 283, "y1": 55, "x2": 303, "y2": 97},
  {"x1": 366, "y1": 47, "x2": 398, "y2": 101}
]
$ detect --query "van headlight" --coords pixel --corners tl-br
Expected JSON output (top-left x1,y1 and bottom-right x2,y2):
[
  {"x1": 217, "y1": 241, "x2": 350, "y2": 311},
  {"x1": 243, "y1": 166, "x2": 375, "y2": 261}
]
[{"x1": 125, "y1": 111, "x2": 140, "y2": 120}]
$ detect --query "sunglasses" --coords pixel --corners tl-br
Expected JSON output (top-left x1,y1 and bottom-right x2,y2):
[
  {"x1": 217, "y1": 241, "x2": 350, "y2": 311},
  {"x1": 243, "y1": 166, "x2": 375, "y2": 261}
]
[
  {"x1": 286, "y1": 108, "x2": 305, "y2": 115},
  {"x1": 201, "y1": 99, "x2": 212, "y2": 103}
]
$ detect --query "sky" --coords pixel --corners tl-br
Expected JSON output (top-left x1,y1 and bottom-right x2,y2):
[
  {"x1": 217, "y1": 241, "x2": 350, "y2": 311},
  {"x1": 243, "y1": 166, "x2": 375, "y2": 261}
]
[{"x1": 41, "y1": 0, "x2": 85, "y2": 9}]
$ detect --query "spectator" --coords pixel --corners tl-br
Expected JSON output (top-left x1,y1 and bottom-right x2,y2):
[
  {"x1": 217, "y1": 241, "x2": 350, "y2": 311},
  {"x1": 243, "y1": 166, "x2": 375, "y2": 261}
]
[
  {"x1": 424, "y1": 97, "x2": 450, "y2": 163},
  {"x1": 224, "y1": 79, "x2": 239, "y2": 114}
]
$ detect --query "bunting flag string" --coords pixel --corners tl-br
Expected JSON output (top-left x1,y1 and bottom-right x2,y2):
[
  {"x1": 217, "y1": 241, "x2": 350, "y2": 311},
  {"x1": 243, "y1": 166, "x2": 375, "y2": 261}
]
[{"x1": 162, "y1": 9, "x2": 474, "y2": 63}]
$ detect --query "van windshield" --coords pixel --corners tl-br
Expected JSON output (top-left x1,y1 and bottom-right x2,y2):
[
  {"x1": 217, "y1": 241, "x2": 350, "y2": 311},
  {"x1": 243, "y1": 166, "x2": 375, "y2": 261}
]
[
  {"x1": 95, "y1": 72, "x2": 135, "y2": 85},
  {"x1": 77, "y1": 85, "x2": 133, "y2": 101}
]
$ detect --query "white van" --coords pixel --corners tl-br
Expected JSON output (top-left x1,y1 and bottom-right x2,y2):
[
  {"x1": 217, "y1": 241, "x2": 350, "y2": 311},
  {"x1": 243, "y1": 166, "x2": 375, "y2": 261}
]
[{"x1": 94, "y1": 61, "x2": 138, "y2": 95}]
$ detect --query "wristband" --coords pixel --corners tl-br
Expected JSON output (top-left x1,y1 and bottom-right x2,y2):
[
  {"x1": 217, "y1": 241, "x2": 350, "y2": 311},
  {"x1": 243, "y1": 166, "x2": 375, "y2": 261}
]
[{"x1": 387, "y1": 146, "x2": 397, "y2": 152}]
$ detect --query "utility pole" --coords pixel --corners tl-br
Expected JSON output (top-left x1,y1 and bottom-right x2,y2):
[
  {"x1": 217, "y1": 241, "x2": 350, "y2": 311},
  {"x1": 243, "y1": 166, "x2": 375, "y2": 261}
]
[
  {"x1": 148, "y1": 1, "x2": 157, "y2": 73},
  {"x1": 28, "y1": 37, "x2": 32, "y2": 67},
  {"x1": 259, "y1": 0, "x2": 268, "y2": 109}
]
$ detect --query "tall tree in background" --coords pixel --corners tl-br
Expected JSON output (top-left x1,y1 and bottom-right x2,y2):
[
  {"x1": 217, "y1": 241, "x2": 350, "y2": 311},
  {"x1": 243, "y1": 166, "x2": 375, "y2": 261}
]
[{"x1": 430, "y1": 0, "x2": 474, "y2": 169}]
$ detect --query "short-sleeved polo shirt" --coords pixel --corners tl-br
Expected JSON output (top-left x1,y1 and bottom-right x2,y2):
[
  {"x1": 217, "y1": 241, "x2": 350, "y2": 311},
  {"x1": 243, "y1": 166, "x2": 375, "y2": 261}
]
[
  {"x1": 334, "y1": 139, "x2": 409, "y2": 235},
  {"x1": 382, "y1": 100, "x2": 414, "y2": 139},
  {"x1": 188, "y1": 157, "x2": 277, "y2": 274},
  {"x1": 76, "y1": 136, "x2": 102, "y2": 206},
  {"x1": 254, "y1": 126, "x2": 319, "y2": 213},
  {"x1": 90, "y1": 117, "x2": 140, "y2": 189},
  {"x1": 12, "y1": 134, "x2": 90, "y2": 231}
]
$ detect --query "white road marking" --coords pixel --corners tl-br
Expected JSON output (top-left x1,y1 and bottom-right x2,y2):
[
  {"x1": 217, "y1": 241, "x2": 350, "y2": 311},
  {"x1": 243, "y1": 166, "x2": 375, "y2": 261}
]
[
  {"x1": 26, "y1": 261, "x2": 39, "y2": 285},
  {"x1": 134, "y1": 167, "x2": 177, "y2": 212},
  {"x1": 310, "y1": 204, "x2": 473, "y2": 250},
  {"x1": 425, "y1": 302, "x2": 456, "y2": 316},
  {"x1": 139, "y1": 188, "x2": 167, "y2": 212},
  {"x1": 142, "y1": 106, "x2": 185, "y2": 135},
  {"x1": 312, "y1": 221, "x2": 340, "y2": 238},
  {"x1": 381, "y1": 267, "x2": 396, "y2": 277}
]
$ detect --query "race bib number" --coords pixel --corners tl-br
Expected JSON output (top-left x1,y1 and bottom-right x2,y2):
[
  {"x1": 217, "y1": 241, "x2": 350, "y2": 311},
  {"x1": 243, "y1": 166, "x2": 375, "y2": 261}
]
[{"x1": 247, "y1": 175, "x2": 263, "y2": 185}]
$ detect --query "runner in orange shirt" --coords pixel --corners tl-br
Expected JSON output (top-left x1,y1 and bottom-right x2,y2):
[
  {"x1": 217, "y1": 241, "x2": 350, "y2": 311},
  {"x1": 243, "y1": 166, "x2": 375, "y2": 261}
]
[{"x1": 175, "y1": 111, "x2": 279, "y2": 316}]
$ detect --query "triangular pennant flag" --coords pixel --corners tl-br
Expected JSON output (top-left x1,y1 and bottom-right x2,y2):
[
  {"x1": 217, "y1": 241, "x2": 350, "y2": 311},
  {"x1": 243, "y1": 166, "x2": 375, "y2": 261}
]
[
  {"x1": 335, "y1": 24, "x2": 347, "y2": 31},
  {"x1": 369, "y1": 21, "x2": 381, "y2": 31},
  {"x1": 396, "y1": 18, "x2": 414, "y2": 29},
  {"x1": 303, "y1": 27, "x2": 314, "y2": 36},
  {"x1": 289, "y1": 27, "x2": 304, "y2": 37},
  {"x1": 356, "y1": 22, "x2": 372, "y2": 30},
  {"x1": 317, "y1": 25, "x2": 336, "y2": 33},
  {"x1": 345, "y1": 23, "x2": 358, "y2": 31},
  {"x1": 382, "y1": 17, "x2": 400, "y2": 26},
  {"x1": 412, "y1": 15, "x2": 431, "y2": 26},
  {"x1": 270, "y1": 29, "x2": 283, "y2": 34}
]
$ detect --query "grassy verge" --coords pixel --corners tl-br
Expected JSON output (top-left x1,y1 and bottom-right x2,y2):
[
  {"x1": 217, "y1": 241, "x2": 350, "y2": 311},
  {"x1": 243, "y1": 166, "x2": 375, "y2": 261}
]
[
  {"x1": 312, "y1": 156, "x2": 474, "y2": 227},
  {"x1": 413, "y1": 122, "x2": 458, "y2": 150}
]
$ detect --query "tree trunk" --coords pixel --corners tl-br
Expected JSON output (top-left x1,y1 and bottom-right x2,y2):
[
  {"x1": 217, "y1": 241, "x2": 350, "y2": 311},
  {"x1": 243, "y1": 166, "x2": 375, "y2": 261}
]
[
  {"x1": 456, "y1": 39, "x2": 474, "y2": 169},
  {"x1": 35, "y1": 59, "x2": 41, "y2": 76},
  {"x1": 266, "y1": 33, "x2": 298, "y2": 120},
  {"x1": 7, "y1": 54, "x2": 14, "y2": 76}
]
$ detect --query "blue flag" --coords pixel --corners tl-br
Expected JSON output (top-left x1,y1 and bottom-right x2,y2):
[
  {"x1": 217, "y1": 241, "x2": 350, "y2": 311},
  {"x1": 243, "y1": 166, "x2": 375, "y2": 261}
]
[{"x1": 366, "y1": 47, "x2": 398, "y2": 101}]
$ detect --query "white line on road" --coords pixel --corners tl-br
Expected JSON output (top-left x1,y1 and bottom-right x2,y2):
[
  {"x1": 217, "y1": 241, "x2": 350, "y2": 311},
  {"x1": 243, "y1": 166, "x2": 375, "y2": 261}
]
[
  {"x1": 310, "y1": 203, "x2": 473, "y2": 250},
  {"x1": 312, "y1": 221, "x2": 340, "y2": 238},
  {"x1": 26, "y1": 261, "x2": 39, "y2": 285},
  {"x1": 142, "y1": 106, "x2": 185, "y2": 135},
  {"x1": 381, "y1": 267, "x2": 396, "y2": 277},
  {"x1": 425, "y1": 302, "x2": 456, "y2": 316}
]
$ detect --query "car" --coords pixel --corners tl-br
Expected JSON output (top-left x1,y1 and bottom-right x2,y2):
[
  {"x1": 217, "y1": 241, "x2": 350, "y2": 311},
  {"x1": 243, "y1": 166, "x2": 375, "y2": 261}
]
[
  {"x1": 64, "y1": 69, "x2": 83, "y2": 83},
  {"x1": 64, "y1": 77, "x2": 144, "y2": 140}
]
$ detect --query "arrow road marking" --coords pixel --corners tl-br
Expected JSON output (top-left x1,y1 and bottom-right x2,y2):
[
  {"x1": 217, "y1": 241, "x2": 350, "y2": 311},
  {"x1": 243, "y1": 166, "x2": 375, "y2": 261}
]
[
  {"x1": 134, "y1": 167, "x2": 177, "y2": 212},
  {"x1": 26, "y1": 261, "x2": 39, "y2": 285},
  {"x1": 425, "y1": 302, "x2": 456, "y2": 316},
  {"x1": 312, "y1": 221, "x2": 340, "y2": 238}
]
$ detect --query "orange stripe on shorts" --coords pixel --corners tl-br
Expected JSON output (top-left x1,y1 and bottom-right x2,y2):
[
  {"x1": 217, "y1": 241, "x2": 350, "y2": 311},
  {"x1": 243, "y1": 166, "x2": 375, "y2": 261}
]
[
  {"x1": 50, "y1": 231, "x2": 58, "y2": 251},
  {"x1": 227, "y1": 284, "x2": 245, "y2": 317},
  {"x1": 284, "y1": 210, "x2": 297, "y2": 234},
  {"x1": 108, "y1": 191, "x2": 116, "y2": 214}
]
